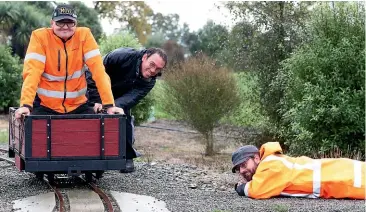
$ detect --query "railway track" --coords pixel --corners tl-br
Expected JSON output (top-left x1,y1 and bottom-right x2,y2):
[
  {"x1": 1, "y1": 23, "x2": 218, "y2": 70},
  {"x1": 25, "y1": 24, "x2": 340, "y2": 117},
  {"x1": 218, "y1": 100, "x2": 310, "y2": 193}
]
[{"x1": 0, "y1": 148, "x2": 118, "y2": 212}]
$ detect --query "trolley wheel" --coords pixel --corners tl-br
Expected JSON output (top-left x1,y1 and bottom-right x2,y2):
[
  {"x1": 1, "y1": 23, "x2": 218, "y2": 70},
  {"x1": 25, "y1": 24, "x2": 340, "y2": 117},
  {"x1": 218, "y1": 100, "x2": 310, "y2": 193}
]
[
  {"x1": 95, "y1": 171, "x2": 104, "y2": 179},
  {"x1": 35, "y1": 172, "x2": 44, "y2": 180},
  {"x1": 85, "y1": 172, "x2": 93, "y2": 183}
]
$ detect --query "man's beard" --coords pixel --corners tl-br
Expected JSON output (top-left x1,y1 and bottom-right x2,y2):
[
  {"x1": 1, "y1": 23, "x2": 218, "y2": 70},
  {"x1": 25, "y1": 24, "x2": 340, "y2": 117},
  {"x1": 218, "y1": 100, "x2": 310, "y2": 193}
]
[{"x1": 243, "y1": 162, "x2": 258, "y2": 181}]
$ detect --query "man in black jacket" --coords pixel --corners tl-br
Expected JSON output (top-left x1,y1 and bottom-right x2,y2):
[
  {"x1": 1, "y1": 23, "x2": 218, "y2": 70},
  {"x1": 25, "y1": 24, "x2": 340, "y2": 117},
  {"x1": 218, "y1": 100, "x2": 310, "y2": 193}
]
[{"x1": 85, "y1": 47, "x2": 167, "y2": 173}]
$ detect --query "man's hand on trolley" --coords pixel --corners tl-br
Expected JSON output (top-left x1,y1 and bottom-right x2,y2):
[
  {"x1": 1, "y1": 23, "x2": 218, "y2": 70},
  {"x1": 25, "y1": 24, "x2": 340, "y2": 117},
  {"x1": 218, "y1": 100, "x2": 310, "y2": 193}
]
[
  {"x1": 93, "y1": 103, "x2": 102, "y2": 113},
  {"x1": 15, "y1": 107, "x2": 30, "y2": 119},
  {"x1": 93, "y1": 103, "x2": 124, "y2": 115},
  {"x1": 107, "y1": 106, "x2": 124, "y2": 115}
]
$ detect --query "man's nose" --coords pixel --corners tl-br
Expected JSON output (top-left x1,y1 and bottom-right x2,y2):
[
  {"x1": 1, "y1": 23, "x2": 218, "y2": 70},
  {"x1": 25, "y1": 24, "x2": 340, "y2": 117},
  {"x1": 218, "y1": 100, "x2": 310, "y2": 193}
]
[
  {"x1": 151, "y1": 67, "x2": 157, "y2": 73},
  {"x1": 61, "y1": 24, "x2": 70, "y2": 29}
]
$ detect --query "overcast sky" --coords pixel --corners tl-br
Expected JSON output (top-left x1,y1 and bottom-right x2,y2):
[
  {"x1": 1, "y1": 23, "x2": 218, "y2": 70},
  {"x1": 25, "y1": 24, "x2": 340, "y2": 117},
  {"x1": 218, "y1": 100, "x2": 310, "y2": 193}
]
[{"x1": 84, "y1": 1, "x2": 236, "y2": 35}]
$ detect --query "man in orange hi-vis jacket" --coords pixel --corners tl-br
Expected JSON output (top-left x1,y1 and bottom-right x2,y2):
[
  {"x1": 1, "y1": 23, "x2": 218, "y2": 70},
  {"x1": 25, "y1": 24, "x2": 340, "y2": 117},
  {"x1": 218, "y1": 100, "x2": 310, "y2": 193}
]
[
  {"x1": 232, "y1": 142, "x2": 365, "y2": 199},
  {"x1": 15, "y1": 4, "x2": 123, "y2": 118}
]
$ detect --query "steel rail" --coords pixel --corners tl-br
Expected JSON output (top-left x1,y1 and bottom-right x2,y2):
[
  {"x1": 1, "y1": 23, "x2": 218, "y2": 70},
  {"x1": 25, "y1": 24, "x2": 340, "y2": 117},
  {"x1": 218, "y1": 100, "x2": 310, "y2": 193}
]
[
  {"x1": 78, "y1": 176, "x2": 114, "y2": 212},
  {"x1": 44, "y1": 177, "x2": 65, "y2": 212},
  {"x1": 90, "y1": 182, "x2": 114, "y2": 212}
]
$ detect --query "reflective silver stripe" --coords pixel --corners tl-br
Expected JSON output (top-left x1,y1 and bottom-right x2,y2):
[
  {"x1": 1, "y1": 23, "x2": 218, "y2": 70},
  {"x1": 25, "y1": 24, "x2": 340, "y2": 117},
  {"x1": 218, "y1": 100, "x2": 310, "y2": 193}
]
[
  {"x1": 42, "y1": 69, "x2": 85, "y2": 81},
  {"x1": 312, "y1": 160, "x2": 321, "y2": 197},
  {"x1": 24, "y1": 53, "x2": 46, "y2": 63},
  {"x1": 354, "y1": 160, "x2": 362, "y2": 188},
  {"x1": 84, "y1": 49, "x2": 100, "y2": 61},
  {"x1": 244, "y1": 182, "x2": 250, "y2": 196},
  {"x1": 280, "y1": 192, "x2": 317, "y2": 198},
  {"x1": 37, "y1": 87, "x2": 87, "y2": 99},
  {"x1": 262, "y1": 155, "x2": 321, "y2": 198}
]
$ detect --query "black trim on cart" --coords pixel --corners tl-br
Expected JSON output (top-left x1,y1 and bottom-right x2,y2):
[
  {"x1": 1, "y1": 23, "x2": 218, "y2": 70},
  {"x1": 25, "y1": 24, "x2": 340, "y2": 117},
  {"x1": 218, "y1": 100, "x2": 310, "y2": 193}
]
[
  {"x1": 28, "y1": 114, "x2": 126, "y2": 120},
  {"x1": 47, "y1": 117, "x2": 51, "y2": 159},
  {"x1": 25, "y1": 117, "x2": 32, "y2": 159},
  {"x1": 24, "y1": 159, "x2": 127, "y2": 172},
  {"x1": 27, "y1": 156, "x2": 121, "y2": 161},
  {"x1": 119, "y1": 117, "x2": 126, "y2": 159}
]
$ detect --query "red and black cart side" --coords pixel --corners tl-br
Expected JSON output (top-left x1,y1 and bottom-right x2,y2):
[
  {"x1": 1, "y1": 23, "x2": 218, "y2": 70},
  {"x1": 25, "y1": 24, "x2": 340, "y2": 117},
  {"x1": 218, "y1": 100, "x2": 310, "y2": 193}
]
[{"x1": 8, "y1": 107, "x2": 126, "y2": 176}]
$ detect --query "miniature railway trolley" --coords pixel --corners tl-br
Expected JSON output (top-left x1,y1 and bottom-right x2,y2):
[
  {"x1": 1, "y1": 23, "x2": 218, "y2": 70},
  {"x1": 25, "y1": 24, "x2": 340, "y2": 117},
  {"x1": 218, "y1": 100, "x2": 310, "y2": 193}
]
[{"x1": 8, "y1": 107, "x2": 127, "y2": 181}]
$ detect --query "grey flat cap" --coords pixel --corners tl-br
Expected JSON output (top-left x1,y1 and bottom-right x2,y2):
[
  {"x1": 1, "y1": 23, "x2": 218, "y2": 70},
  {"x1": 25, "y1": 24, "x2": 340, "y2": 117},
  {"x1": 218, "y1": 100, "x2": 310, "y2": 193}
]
[{"x1": 231, "y1": 145, "x2": 259, "y2": 173}]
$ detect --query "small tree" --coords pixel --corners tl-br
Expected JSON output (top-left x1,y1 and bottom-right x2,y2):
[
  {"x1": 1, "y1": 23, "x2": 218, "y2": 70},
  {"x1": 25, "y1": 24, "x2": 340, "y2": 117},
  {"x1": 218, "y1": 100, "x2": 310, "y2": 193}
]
[
  {"x1": 161, "y1": 40, "x2": 185, "y2": 67},
  {"x1": 99, "y1": 32, "x2": 153, "y2": 125},
  {"x1": 0, "y1": 45, "x2": 23, "y2": 112},
  {"x1": 160, "y1": 55, "x2": 241, "y2": 155}
]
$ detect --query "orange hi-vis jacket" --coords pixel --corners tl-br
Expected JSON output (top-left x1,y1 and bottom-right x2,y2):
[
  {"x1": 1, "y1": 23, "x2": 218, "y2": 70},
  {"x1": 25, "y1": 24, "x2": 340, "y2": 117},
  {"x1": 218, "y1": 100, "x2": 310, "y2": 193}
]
[
  {"x1": 20, "y1": 27, "x2": 114, "y2": 113},
  {"x1": 243, "y1": 142, "x2": 365, "y2": 199}
]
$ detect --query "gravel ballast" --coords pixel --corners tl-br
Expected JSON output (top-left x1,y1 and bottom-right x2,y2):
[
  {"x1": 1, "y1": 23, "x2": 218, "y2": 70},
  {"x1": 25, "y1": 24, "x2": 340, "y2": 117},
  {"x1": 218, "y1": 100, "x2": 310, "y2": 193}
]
[{"x1": 0, "y1": 158, "x2": 363, "y2": 212}]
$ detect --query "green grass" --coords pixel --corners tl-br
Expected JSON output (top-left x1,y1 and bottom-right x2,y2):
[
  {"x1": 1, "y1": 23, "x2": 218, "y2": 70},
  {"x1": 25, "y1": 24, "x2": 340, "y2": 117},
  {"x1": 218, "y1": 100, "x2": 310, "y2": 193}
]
[
  {"x1": 150, "y1": 79, "x2": 175, "y2": 120},
  {"x1": 0, "y1": 130, "x2": 8, "y2": 143},
  {"x1": 272, "y1": 204, "x2": 289, "y2": 212}
]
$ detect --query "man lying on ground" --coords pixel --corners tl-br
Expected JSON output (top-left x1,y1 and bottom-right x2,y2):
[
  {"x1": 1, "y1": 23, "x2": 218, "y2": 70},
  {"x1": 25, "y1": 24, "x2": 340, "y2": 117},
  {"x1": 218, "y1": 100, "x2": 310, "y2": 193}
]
[{"x1": 232, "y1": 142, "x2": 365, "y2": 199}]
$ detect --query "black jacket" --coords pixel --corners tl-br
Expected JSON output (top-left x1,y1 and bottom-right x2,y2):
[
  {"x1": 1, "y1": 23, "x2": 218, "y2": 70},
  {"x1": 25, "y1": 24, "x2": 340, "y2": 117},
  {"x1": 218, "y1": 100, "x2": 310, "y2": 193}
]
[{"x1": 86, "y1": 47, "x2": 156, "y2": 110}]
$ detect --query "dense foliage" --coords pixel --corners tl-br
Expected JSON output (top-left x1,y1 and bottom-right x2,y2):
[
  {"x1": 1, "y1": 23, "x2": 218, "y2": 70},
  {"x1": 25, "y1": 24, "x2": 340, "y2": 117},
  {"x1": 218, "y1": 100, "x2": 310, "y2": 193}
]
[
  {"x1": 0, "y1": 45, "x2": 22, "y2": 112},
  {"x1": 273, "y1": 2, "x2": 365, "y2": 157}
]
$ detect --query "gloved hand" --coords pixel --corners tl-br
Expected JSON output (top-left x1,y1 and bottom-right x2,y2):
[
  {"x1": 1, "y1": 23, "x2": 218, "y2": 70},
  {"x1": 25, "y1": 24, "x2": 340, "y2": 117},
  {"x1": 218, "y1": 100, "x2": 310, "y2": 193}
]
[{"x1": 235, "y1": 182, "x2": 246, "y2": 196}]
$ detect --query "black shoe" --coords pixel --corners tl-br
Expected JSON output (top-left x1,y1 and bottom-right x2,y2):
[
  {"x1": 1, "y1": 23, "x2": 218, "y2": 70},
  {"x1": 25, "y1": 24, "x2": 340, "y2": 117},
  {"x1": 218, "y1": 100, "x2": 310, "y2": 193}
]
[{"x1": 120, "y1": 159, "x2": 135, "y2": 173}]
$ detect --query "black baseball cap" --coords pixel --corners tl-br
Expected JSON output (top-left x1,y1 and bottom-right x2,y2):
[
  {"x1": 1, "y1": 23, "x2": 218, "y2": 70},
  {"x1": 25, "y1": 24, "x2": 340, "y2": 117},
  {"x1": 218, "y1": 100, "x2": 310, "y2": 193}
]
[
  {"x1": 231, "y1": 145, "x2": 259, "y2": 173},
  {"x1": 52, "y1": 4, "x2": 77, "y2": 22}
]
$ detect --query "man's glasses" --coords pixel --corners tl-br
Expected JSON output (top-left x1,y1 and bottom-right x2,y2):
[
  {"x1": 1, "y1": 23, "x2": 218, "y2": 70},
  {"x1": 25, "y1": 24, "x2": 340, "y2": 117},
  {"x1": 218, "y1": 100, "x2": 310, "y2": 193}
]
[
  {"x1": 148, "y1": 61, "x2": 164, "y2": 72},
  {"x1": 55, "y1": 21, "x2": 76, "y2": 28},
  {"x1": 235, "y1": 158, "x2": 251, "y2": 172}
]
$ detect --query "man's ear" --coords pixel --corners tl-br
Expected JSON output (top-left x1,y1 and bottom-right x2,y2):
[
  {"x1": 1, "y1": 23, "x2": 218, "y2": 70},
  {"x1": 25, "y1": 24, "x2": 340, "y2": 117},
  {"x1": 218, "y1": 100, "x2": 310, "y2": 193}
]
[
  {"x1": 142, "y1": 53, "x2": 147, "y2": 61},
  {"x1": 254, "y1": 154, "x2": 261, "y2": 163}
]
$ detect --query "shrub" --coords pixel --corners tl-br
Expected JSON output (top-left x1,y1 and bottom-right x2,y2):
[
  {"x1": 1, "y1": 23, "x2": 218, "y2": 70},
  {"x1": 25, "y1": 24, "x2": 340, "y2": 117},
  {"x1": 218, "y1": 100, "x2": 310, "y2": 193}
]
[
  {"x1": 99, "y1": 32, "x2": 153, "y2": 125},
  {"x1": 160, "y1": 55, "x2": 241, "y2": 155},
  {"x1": 274, "y1": 2, "x2": 365, "y2": 157},
  {"x1": 0, "y1": 45, "x2": 23, "y2": 112},
  {"x1": 222, "y1": 71, "x2": 268, "y2": 128},
  {"x1": 99, "y1": 31, "x2": 142, "y2": 55}
]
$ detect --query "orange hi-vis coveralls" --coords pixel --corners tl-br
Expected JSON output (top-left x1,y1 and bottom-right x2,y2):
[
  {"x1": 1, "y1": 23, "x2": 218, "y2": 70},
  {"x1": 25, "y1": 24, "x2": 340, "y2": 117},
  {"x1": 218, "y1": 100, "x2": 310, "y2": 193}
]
[
  {"x1": 20, "y1": 27, "x2": 114, "y2": 113},
  {"x1": 241, "y1": 142, "x2": 365, "y2": 199}
]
